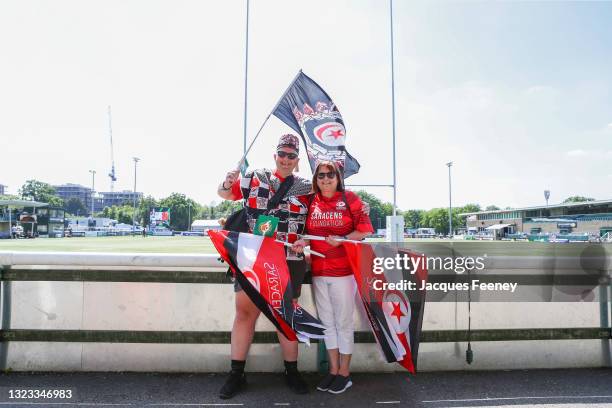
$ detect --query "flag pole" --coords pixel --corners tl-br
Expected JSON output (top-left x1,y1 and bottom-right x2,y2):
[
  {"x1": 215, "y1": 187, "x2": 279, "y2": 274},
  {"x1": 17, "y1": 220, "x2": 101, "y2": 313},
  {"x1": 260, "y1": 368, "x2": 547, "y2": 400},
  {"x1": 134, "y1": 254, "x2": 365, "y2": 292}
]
[
  {"x1": 275, "y1": 240, "x2": 326, "y2": 258},
  {"x1": 389, "y1": 0, "x2": 397, "y2": 216},
  {"x1": 242, "y1": 0, "x2": 250, "y2": 155},
  {"x1": 237, "y1": 70, "x2": 303, "y2": 167}
]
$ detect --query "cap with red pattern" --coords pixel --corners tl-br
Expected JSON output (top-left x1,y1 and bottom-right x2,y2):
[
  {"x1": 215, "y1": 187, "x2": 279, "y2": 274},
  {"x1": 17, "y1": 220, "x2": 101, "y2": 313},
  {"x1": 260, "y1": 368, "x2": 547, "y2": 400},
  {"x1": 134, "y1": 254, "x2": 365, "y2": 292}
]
[{"x1": 277, "y1": 134, "x2": 299, "y2": 153}]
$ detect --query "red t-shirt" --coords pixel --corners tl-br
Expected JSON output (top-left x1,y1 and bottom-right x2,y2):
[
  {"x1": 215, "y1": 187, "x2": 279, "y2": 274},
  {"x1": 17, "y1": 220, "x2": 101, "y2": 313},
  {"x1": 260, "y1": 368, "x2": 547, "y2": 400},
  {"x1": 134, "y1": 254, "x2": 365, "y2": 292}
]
[{"x1": 306, "y1": 191, "x2": 374, "y2": 277}]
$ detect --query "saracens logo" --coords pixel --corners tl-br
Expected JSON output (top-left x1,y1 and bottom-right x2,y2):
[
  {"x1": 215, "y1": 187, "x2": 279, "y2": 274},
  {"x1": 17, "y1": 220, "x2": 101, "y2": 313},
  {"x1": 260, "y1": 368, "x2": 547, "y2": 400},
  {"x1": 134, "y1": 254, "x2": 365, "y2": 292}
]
[
  {"x1": 313, "y1": 122, "x2": 346, "y2": 147},
  {"x1": 382, "y1": 290, "x2": 412, "y2": 346},
  {"x1": 242, "y1": 267, "x2": 261, "y2": 292},
  {"x1": 259, "y1": 220, "x2": 272, "y2": 235},
  {"x1": 336, "y1": 201, "x2": 346, "y2": 211}
]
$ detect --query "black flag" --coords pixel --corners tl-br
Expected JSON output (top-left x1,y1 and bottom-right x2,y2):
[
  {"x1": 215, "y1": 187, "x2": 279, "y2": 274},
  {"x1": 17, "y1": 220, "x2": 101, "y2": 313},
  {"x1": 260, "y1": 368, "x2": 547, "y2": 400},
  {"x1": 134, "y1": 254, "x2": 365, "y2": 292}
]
[{"x1": 273, "y1": 71, "x2": 360, "y2": 178}]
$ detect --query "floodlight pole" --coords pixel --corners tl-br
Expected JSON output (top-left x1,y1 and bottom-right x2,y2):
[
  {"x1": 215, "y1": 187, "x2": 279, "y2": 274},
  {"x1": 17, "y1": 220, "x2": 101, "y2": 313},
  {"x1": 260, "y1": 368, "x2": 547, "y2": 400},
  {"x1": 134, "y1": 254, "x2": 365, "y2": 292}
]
[
  {"x1": 447, "y1": 162, "x2": 453, "y2": 236},
  {"x1": 89, "y1": 170, "x2": 96, "y2": 216},
  {"x1": 188, "y1": 202, "x2": 192, "y2": 232},
  {"x1": 243, "y1": 0, "x2": 250, "y2": 154},
  {"x1": 389, "y1": 0, "x2": 397, "y2": 216},
  {"x1": 132, "y1": 157, "x2": 140, "y2": 232}
]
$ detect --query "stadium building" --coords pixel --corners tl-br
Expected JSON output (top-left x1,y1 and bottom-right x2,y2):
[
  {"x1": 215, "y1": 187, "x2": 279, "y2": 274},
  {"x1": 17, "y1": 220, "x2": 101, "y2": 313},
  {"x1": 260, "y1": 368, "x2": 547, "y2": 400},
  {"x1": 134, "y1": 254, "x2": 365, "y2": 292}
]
[
  {"x1": 461, "y1": 199, "x2": 612, "y2": 239},
  {"x1": 95, "y1": 191, "x2": 143, "y2": 212},
  {"x1": 54, "y1": 184, "x2": 143, "y2": 214},
  {"x1": 54, "y1": 184, "x2": 93, "y2": 214},
  {"x1": 0, "y1": 184, "x2": 6, "y2": 195},
  {"x1": 0, "y1": 199, "x2": 65, "y2": 238}
]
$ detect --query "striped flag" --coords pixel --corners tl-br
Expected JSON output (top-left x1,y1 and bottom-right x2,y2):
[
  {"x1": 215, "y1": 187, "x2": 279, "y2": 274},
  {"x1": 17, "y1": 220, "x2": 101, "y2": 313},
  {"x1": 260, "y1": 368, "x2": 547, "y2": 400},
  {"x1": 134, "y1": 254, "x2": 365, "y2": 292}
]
[{"x1": 209, "y1": 230, "x2": 325, "y2": 344}]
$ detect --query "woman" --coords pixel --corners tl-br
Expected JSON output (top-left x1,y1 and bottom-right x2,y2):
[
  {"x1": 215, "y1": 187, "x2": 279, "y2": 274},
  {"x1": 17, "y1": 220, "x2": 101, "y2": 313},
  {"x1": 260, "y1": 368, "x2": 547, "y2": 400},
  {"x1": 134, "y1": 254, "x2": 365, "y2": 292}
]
[{"x1": 293, "y1": 160, "x2": 373, "y2": 394}]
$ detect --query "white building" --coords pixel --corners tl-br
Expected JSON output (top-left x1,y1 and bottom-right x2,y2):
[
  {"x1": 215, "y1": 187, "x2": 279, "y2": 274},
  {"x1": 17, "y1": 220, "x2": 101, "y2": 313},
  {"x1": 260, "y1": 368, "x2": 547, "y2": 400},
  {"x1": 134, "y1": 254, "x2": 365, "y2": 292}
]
[{"x1": 191, "y1": 219, "x2": 222, "y2": 234}]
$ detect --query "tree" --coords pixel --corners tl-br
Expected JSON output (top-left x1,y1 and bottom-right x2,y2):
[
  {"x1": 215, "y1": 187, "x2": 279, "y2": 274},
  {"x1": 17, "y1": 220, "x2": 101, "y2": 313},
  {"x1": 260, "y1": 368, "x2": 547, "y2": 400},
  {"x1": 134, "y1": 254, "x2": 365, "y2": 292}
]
[
  {"x1": 64, "y1": 198, "x2": 87, "y2": 216},
  {"x1": 563, "y1": 196, "x2": 595, "y2": 203},
  {"x1": 421, "y1": 208, "x2": 450, "y2": 234},
  {"x1": 485, "y1": 205, "x2": 500, "y2": 211},
  {"x1": 0, "y1": 194, "x2": 20, "y2": 200},
  {"x1": 455, "y1": 204, "x2": 481, "y2": 229},
  {"x1": 461, "y1": 203, "x2": 481, "y2": 214},
  {"x1": 355, "y1": 190, "x2": 393, "y2": 230},
  {"x1": 158, "y1": 193, "x2": 201, "y2": 231},
  {"x1": 213, "y1": 200, "x2": 242, "y2": 219},
  {"x1": 101, "y1": 205, "x2": 134, "y2": 224},
  {"x1": 403, "y1": 210, "x2": 424, "y2": 229},
  {"x1": 19, "y1": 180, "x2": 63, "y2": 207},
  {"x1": 138, "y1": 195, "x2": 158, "y2": 227},
  {"x1": 418, "y1": 206, "x2": 475, "y2": 234}
]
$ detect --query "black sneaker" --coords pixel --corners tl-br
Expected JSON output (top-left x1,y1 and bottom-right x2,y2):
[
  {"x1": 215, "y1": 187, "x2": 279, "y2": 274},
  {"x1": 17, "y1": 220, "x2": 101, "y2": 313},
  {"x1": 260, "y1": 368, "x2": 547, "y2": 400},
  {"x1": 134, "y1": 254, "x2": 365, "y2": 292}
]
[
  {"x1": 219, "y1": 371, "x2": 247, "y2": 399},
  {"x1": 316, "y1": 374, "x2": 337, "y2": 392},
  {"x1": 285, "y1": 369, "x2": 309, "y2": 394},
  {"x1": 328, "y1": 375, "x2": 352, "y2": 394}
]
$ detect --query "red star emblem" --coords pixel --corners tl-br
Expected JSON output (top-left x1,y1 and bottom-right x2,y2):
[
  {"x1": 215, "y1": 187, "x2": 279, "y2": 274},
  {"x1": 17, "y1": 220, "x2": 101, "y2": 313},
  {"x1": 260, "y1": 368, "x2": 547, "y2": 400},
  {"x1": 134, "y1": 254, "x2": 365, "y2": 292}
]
[
  {"x1": 330, "y1": 129, "x2": 344, "y2": 139},
  {"x1": 390, "y1": 302, "x2": 405, "y2": 323}
]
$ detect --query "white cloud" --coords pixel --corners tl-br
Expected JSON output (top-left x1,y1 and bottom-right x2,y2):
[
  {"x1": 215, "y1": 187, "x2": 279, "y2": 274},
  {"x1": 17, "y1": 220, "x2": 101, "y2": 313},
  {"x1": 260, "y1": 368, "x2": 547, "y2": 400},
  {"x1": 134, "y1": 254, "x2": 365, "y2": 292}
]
[
  {"x1": 566, "y1": 150, "x2": 612, "y2": 159},
  {"x1": 525, "y1": 85, "x2": 558, "y2": 96},
  {"x1": 566, "y1": 150, "x2": 588, "y2": 157}
]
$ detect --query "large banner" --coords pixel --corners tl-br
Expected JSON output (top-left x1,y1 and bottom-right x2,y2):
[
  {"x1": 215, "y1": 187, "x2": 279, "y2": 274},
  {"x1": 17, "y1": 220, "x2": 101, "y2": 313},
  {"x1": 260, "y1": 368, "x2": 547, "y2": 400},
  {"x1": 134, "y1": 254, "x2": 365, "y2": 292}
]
[
  {"x1": 273, "y1": 71, "x2": 360, "y2": 178},
  {"x1": 149, "y1": 207, "x2": 170, "y2": 228}
]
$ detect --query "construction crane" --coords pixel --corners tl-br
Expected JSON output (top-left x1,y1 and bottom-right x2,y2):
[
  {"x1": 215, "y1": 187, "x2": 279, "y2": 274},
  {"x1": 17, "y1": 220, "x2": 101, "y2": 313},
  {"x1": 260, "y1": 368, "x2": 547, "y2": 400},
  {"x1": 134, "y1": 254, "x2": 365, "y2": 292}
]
[{"x1": 107, "y1": 105, "x2": 117, "y2": 192}]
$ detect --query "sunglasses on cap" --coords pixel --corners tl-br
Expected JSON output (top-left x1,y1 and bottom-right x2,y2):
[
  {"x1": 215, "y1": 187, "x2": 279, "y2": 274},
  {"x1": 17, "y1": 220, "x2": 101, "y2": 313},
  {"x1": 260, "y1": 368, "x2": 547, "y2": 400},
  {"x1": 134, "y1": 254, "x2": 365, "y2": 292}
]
[
  {"x1": 276, "y1": 151, "x2": 298, "y2": 160},
  {"x1": 317, "y1": 171, "x2": 337, "y2": 180}
]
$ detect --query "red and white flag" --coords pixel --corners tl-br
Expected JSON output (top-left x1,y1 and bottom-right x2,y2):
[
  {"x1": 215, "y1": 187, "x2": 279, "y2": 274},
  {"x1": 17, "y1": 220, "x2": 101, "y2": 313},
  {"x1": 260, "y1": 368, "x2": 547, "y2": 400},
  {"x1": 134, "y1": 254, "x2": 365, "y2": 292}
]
[{"x1": 209, "y1": 230, "x2": 325, "y2": 344}]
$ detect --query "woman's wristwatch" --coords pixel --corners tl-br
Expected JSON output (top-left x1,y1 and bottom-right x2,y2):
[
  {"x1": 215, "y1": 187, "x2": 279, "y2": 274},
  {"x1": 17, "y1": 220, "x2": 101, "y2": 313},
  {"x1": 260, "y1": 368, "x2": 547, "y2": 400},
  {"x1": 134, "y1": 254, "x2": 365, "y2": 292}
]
[{"x1": 219, "y1": 181, "x2": 231, "y2": 191}]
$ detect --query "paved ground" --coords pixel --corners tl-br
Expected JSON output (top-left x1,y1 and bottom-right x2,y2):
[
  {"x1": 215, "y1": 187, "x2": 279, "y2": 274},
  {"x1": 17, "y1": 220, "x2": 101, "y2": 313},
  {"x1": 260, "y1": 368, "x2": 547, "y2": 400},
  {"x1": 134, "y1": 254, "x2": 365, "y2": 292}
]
[{"x1": 0, "y1": 368, "x2": 611, "y2": 407}]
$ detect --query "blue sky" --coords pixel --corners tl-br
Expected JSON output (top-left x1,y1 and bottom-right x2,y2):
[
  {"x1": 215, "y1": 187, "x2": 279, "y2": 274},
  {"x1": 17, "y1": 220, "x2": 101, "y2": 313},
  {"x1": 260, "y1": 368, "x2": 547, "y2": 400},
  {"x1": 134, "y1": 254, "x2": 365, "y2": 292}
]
[{"x1": 0, "y1": 0, "x2": 610, "y2": 211}]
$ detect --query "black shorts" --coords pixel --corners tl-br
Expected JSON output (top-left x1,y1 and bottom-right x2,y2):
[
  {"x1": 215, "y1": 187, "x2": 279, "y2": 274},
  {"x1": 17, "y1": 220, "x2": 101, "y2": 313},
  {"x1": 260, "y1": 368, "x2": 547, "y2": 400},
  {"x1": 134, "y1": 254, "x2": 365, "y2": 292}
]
[{"x1": 233, "y1": 259, "x2": 307, "y2": 298}]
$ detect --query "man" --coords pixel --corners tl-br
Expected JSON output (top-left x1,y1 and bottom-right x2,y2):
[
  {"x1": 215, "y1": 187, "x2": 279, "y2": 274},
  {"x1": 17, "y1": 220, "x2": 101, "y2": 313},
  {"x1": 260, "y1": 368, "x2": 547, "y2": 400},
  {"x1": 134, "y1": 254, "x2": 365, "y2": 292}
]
[{"x1": 217, "y1": 134, "x2": 312, "y2": 399}]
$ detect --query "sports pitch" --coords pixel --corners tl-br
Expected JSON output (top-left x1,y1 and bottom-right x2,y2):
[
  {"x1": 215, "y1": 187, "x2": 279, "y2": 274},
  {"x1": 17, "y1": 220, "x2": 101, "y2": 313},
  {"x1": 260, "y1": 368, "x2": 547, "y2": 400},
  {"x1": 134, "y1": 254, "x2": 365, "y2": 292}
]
[
  {"x1": 0, "y1": 236, "x2": 609, "y2": 257},
  {"x1": 0, "y1": 236, "x2": 218, "y2": 253}
]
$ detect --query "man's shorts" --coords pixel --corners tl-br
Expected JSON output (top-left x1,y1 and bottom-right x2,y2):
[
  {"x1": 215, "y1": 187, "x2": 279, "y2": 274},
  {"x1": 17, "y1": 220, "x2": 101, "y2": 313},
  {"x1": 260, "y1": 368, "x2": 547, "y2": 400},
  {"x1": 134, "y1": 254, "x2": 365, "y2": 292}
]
[{"x1": 233, "y1": 259, "x2": 307, "y2": 298}]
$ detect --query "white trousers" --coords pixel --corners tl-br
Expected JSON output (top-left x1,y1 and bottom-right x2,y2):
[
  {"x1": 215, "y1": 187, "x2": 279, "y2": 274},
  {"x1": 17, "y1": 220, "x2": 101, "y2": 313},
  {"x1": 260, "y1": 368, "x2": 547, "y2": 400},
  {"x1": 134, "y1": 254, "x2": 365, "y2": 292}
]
[{"x1": 312, "y1": 275, "x2": 356, "y2": 355}]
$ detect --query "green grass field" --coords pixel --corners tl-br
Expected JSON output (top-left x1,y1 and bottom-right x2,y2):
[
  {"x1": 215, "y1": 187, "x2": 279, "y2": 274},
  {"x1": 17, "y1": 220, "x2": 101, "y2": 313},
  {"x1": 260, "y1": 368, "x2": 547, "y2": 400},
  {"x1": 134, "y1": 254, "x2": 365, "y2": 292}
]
[
  {"x1": 0, "y1": 236, "x2": 218, "y2": 253},
  {"x1": 0, "y1": 236, "x2": 609, "y2": 257}
]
